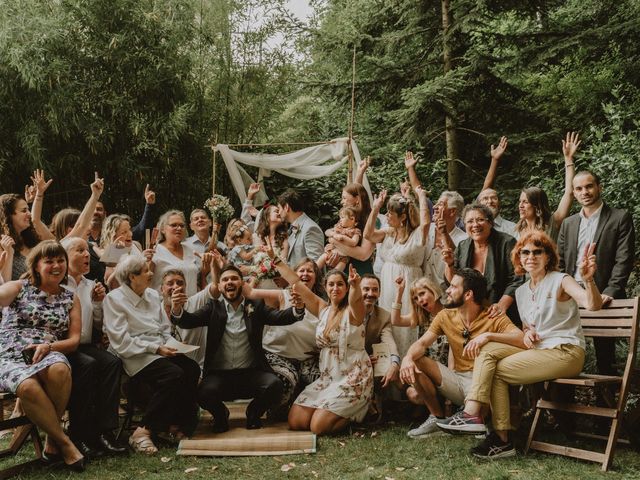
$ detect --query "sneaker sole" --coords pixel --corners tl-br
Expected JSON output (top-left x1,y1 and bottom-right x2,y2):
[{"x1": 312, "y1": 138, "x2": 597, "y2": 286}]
[
  {"x1": 437, "y1": 423, "x2": 487, "y2": 434},
  {"x1": 472, "y1": 449, "x2": 516, "y2": 460},
  {"x1": 407, "y1": 431, "x2": 444, "y2": 439}
]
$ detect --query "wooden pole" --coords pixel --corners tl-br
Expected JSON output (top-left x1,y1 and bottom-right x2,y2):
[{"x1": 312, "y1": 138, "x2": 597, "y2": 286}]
[
  {"x1": 212, "y1": 133, "x2": 218, "y2": 197},
  {"x1": 347, "y1": 44, "x2": 357, "y2": 184}
]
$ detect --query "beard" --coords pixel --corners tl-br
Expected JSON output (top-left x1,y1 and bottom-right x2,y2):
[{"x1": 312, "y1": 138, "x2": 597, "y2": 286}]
[{"x1": 443, "y1": 294, "x2": 464, "y2": 309}]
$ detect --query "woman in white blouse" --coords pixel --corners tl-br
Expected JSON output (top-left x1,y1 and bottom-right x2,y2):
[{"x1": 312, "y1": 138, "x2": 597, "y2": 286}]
[{"x1": 104, "y1": 256, "x2": 200, "y2": 455}]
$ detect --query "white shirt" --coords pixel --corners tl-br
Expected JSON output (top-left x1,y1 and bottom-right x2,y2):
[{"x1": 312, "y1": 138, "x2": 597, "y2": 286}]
[
  {"x1": 151, "y1": 243, "x2": 201, "y2": 297},
  {"x1": 66, "y1": 276, "x2": 103, "y2": 345},
  {"x1": 574, "y1": 203, "x2": 603, "y2": 283},
  {"x1": 493, "y1": 215, "x2": 517, "y2": 238},
  {"x1": 103, "y1": 285, "x2": 172, "y2": 376},
  {"x1": 211, "y1": 298, "x2": 255, "y2": 370},
  {"x1": 423, "y1": 224, "x2": 468, "y2": 285}
]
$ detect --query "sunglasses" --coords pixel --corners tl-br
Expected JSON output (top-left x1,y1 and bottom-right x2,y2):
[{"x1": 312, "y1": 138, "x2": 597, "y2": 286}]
[
  {"x1": 462, "y1": 327, "x2": 470, "y2": 347},
  {"x1": 519, "y1": 248, "x2": 544, "y2": 257}
]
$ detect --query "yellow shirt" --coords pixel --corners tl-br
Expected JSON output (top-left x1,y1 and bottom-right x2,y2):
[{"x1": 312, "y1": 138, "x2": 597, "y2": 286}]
[{"x1": 428, "y1": 308, "x2": 520, "y2": 372}]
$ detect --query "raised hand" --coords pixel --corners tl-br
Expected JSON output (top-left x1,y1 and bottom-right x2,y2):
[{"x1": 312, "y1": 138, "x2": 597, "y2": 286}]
[
  {"x1": 347, "y1": 263, "x2": 360, "y2": 286},
  {"x1": 562, "y1": 131, "x2": 581, "y2": 160},
  {"x1": 90, "y1": 172, "x2": 105, "y2": 197},
  {"x1": 24, "y1": 184, "x2": 36, "y2": 203},
  {"x1": 171, "y1": 286, "x2": 188, "y2": 313},
  {"x1": 372, "y1": 190, "x2": 387, "y2": 212},
  {"x1": 394, "y1": 276, "x2": 405, "y2": 293},
  {"x1": 31, "y1": 169, "x2": 53, "y2": 195},
  {"x1": 290, "y1": 284, "x2": 304, "y2": 309},
  {"x1": 490, "y1": 136, "x2": 508, "y2": 160},
  {"x1": 247, "y1": 182, "x2": 261, "y2": 200},
  {"x1": 404, "y1": 151, "x2": 418, "y2": 169},
  {"x1": 357, "y1": 156, "x2": 370, "y2": 175},
  {"x1": 414, "y1": 184, "x2": 428, "y2": 199},
  {"x1": 441, "y1": 246, "x2": 454, "y2": 266},
  {"x1": 144, "y1": 184, "x2": 156, "y2": 205},
  {"x1": 579, "y1": 242, "x2": 597, "y2": 281},
  {"x1": 91, "y1": 282, "x2": 106, "y2": 302},
  {"x1": 400, "y1": 180, "x2": 411, "y2": 198},
  {"x1": 0, "y1": 235, "x2": 15, "y2": 255}
]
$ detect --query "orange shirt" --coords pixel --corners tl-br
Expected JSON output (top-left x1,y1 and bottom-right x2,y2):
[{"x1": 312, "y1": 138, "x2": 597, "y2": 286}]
[{"x1": 428, "y1": 308, "x2": 520, "y2": 372}]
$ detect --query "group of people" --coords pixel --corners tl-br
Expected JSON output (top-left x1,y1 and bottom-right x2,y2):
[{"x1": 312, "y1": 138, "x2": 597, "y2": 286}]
[{"x1": 0, "y1": 131, "x2": 635, "y2": 470}]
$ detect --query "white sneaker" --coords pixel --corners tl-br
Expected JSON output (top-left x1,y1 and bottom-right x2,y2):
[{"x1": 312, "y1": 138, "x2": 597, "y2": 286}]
[{"x1": 407, "y1": 415, "x2": 440, "y2": 438}]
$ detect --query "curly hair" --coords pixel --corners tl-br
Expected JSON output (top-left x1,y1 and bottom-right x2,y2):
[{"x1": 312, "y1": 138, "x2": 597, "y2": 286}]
[
  {"x1": 256, "y1": 206, "x2": 287, "y2": 250},
  {"x1": 387, "y1": 194, "x2": 419, "y2": 233},
  {"x1": 0, "y1": 194, "x2": 40, "y2": 251},
  {"x1": 100, "y1": 214, "x2": 133, "y2": 248}
]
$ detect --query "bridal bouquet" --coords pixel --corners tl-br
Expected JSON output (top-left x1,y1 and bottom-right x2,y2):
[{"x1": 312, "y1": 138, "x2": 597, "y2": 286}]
[{"x1": 204, "y1": 194, "x2": 234, "y2": 222}]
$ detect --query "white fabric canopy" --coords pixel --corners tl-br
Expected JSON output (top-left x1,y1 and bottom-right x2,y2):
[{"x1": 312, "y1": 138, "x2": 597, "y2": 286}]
[{"x1": 215, "y1": 138, "x2": 373, "y2": 204}]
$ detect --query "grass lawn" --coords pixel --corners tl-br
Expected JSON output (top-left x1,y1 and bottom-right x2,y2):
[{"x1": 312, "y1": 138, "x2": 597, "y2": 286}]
[{"x1": 3, "y1": 420, "x2": 640, "y2": 480}]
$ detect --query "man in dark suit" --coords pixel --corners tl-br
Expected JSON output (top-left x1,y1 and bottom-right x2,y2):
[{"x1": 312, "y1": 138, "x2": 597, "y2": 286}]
[
  {"x1": 171, "y1": 265, "x2": 305, "y2": 432},
  {"x1": 558, "y1": 170, "x2": 635, "y2": 374},
  {"x1": 277, "y1": 189, "x2": 324, "y2": 266}
]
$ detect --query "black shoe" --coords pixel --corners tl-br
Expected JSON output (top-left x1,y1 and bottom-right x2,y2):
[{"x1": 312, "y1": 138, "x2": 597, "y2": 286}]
[
  {"x1": 246, "y1": 416, "x2": 263, "y2": 430},
  {"x1": 97, "y1": 433, "x2": 128, "y2": 456},
  {"x1": 75, "y1": 440, "x2": 102, "y2": 460},
  {"x1": 211, "y1": 407, "x2": 230, "y2": 433},
  {"x1": 65, "y1": 457, "x2": 86, "y2": 473},
  {"x1": 470, "y1": 432, "x2": 516, "y2": 459},
  {"x1": 41, "y1": 451, "x2": 63, "y2": 466}
]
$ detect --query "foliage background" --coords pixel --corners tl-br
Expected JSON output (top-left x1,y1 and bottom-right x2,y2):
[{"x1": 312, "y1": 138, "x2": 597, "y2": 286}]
[{"x1": 0, "y1": 0, "x2": 638, "y2": 290}]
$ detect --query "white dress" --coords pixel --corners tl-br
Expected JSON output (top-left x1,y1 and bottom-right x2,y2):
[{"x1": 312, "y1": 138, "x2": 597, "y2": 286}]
[
  {"x1": 378, "y1": 228, "x2": 428, "y2": 356},
  {"x1": 294, "y1": 307, "x2": 373, "y2": 422}
]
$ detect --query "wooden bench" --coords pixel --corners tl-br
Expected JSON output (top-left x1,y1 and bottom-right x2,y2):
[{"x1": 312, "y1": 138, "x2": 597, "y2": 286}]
[
  {"x1": 0, "y1": 392, "x2": 43, "y2": 479},
  {"x1": 525, "y1": 298, "x2": 639, "y2": 471}
]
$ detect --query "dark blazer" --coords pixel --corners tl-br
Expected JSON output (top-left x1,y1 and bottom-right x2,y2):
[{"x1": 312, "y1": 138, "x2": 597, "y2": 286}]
[
  {"x1": 453, "y1": 229, "x2": 524, "y2": 324},
  {"x1": 172, "y1": 298, "x2": 300, "y2": 376},
  {"x1": 558, "y1": 203, "x2": 635, "y2": 298}
]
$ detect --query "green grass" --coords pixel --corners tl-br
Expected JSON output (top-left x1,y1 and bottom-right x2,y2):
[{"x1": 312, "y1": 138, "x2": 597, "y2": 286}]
[{"x1": 3, "y1": 422, "x2": 640, "y2": 480}]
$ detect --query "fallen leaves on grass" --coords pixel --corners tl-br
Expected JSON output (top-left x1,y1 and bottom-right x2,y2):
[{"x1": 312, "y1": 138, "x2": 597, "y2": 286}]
[
  {"x1": 160, "y1": 457, "x2": 172, "y2": 463},
  {"x1": 280, "y1": 462, "x2": 296, "y2": 472},
  {"x1": 184, "y1": 467, "x2": 198, "y2": 473}
]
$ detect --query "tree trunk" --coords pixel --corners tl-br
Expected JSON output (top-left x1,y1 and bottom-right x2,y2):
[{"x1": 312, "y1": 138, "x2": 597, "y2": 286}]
[{"x1": 441, "y1": 0, "x2": 460, "y2": 191}]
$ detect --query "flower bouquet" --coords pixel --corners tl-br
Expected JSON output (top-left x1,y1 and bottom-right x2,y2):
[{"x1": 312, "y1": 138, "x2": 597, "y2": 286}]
[
  {"x1": 204, "y1": 194, "x2": 235, "y2": 223},
  {"x1": 250, "y1": 251, "x2": 279, "y2": 281}
]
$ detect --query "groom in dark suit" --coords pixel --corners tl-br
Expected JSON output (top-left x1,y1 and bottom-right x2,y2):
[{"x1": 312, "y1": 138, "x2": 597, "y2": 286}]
[
  {"x1": 558, "y1": 170, "x2": 635, "y2": 375},
  {"x1": 171, "y1": 265, "x2": 305, "y2": 432}
]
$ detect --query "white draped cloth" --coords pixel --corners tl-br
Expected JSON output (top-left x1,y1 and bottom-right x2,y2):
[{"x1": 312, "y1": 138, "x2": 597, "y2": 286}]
[{"x1": 214, "y1": 138, "x2": 373, "y2": 205}]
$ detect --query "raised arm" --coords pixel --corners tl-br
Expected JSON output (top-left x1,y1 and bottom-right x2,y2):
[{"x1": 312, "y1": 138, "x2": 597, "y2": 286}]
[
  {"x1": 266, "y1": 238, "x2": 326, "y2": 317},
  {"x1": 132, "y1": 185, "x2": 157, "y2": 242},
  {"x1": 481, "y1": 136, "x2": 508, "y2": 190},
  {"x1": 353, "y1": 156, "x2": 370, "y2": 185},
  {"x1": 29, "y1": 170, "x2": 55, "y2": 241},
  {"x1": 242, "y1": 281, "x2": 285, "y2": 309},
  {"x1": 404, "y1": 151, "x2": 421, "y2": 190},
  {"x1": 390, "y1": 277, "x2": 415, "y2": 327},
  {"x1": 363, "y1": 190, "x2": 387, "y2": 245},
  {"x1": 561, "y1": 243, "x2": 603, "y2": 311},
  {"x1": 347, "y1": 264, "x2": 365, "y2": 326},
  {"x1": 415, "y1": 185, "x2": 431, "y2": 245},
  {"x1": 0, "y1": 237, "x2": 15, "y2": 282},
  {"x1": 552, "y1": 131, "x2": 579, "y2": 230},
  {"x1": 63, "y1": 172, "x2": 105, "y2": 240}
]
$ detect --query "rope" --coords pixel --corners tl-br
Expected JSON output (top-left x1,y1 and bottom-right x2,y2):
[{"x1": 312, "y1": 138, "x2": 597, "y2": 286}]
[{"x1": 347, "y1": 44, "x2": 357, "y2": 183}]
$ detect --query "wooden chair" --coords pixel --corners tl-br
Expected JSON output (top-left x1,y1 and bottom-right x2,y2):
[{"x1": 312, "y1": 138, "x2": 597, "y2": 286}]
[
  {"x1": 525, "y1": 297, "x2": 639, "y2": 471},
  {"x1": 0, "y1": 392, "x2": 43, "y2": 480}
]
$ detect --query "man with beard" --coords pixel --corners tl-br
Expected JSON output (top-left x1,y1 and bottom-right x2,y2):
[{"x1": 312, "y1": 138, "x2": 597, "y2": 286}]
[
  {"x1": 171, "y1": 265, "x2": 306, "y2": 432},
  {"x1": 398, "y1": 268, "x2": 522, "y2": 438},
  {"x1": 558, "y1": 170, "x2": 635, "y2": 375}
]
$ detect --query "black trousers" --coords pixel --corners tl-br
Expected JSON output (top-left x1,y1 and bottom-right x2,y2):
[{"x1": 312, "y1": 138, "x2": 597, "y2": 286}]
[
  {"x1": 133, "y1": 355, "x2": 200, "y2": 435},
  {"x1": 198, "y1": 369, "x2": 283, "y2": 420},
  {"x1": 67, "y1": 344, "x2": 122, "y2": 441}
]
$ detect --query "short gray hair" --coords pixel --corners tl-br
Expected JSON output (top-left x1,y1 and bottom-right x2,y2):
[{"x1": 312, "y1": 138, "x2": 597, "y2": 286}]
[
  {"x1": 156, "y1": 209, "x2": 186, "y2": 244},
  {"x1": 439, "y1": 191, "x2": 464, "y2": 218},
  {"x1": 114, "y1": 255, "x2": 147, "y2": 286}
]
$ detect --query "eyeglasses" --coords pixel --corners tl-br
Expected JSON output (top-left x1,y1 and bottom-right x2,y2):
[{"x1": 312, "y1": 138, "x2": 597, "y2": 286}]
[
  {"x1": 168, "y1": 223, "x2": 186, "y2": 229},
  {"x1": 464, "y1": 218, "x2": 487, "y2": 226},
  {"x1": 519, "y1": 248, "x2": 544, "y2": 257},
  {"x1": 462, "y1": 328, "x2": 470, "y2": 347}
]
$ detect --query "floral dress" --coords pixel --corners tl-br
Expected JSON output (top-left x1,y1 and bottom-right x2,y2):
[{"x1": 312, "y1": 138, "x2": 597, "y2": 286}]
[
  {"x1": 294, "y1": 307, "x2": 373, "y2": 422},
  {"x1": 0, "y1": 280, "x2": 73, "y2": 392}
]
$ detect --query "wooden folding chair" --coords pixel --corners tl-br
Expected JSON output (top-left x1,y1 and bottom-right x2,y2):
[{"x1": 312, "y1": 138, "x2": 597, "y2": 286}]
[
  {"x1": 0, "y1": 392, "x2": 43, "y2": 480},
  {"x1": 525, "y1": 297, "x2": 639, "y2": 471}
]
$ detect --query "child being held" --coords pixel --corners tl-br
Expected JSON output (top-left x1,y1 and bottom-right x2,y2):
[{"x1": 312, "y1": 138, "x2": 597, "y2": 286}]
[
  {"x1": 227, "y1": 225, "x2": 260, "y2": 274},
  {"x1": 317, "y1": 206, "x2": 361, "y2": 271}
]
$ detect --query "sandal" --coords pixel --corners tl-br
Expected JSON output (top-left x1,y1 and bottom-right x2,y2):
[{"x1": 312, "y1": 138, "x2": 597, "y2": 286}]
[{"x1": 128, "y1": 433, "x2": 158, "y2": 455}]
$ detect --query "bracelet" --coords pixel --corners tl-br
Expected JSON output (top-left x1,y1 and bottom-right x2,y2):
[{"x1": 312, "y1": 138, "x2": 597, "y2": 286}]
[
  {"x1": 391, "y1": 301, "x2": 402, "y2": 310},
  {"x1": 46, "y1": 342, "x2": 52, "y2": 353},
  {"x1": 565, "y1": 163, "x2": 574, "y2": 168},
  {"x1": 36, "y1": 195, "x2": 44, "y2": 198}
]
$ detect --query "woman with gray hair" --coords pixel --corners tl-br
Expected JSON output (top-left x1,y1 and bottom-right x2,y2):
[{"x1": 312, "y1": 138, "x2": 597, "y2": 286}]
[
  {"x1": 442, "y1": 203, "x2": 524, "y2": 325},
  {"x1": 103, "y1": 255, "x2": 200, "y2": 455},
  {"x1": 149, "y1": 210, "x2": 201, "y2": 296}
]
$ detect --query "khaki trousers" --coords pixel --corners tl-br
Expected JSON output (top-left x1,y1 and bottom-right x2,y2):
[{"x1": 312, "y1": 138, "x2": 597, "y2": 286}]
[{"x1": 466, "y1": 342, "x2": 585, "y2": 430}]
